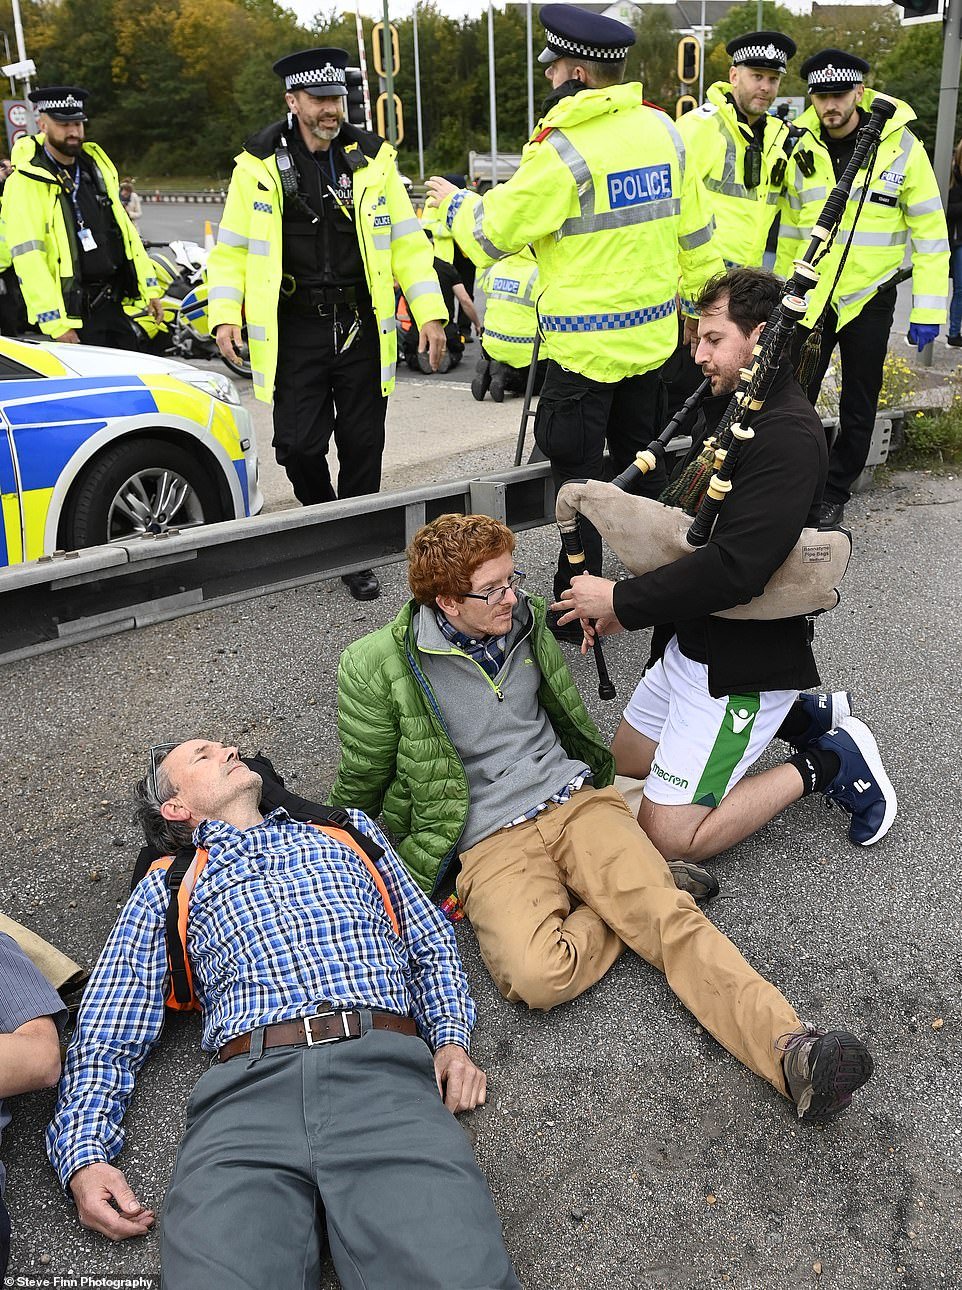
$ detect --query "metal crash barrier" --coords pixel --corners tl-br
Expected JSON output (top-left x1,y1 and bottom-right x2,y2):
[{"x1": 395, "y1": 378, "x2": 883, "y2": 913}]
[
  {"x1": 0, "y1": 406, "x2": 901, "y2": 667},
  {"x1": 0, "y1": 461, "x2": 564, "y2": 666}
]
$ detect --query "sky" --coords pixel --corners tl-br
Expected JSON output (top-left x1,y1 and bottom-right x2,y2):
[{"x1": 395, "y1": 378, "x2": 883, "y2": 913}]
[{"x1": 287, "y1": 0, "x2": 888, "y2": 22}]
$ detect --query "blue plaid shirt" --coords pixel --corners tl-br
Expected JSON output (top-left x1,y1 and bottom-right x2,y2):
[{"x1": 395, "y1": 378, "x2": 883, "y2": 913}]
[
  {"x1": 435, "y1": 609, "x2": 507, "y2": 678},
  {"x1": 46, "y1": 808, "x2": 475, "y2": 1190}
]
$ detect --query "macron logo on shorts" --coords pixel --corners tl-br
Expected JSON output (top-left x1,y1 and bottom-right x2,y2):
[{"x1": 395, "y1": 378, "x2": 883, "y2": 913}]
[{"x1": 728, "y1": 706, "x2": 756, "y2": 735}]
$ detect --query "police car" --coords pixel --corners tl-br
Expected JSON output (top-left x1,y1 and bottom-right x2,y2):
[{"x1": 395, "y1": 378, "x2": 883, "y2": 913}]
[{"x1": 0, "y1": 336, "x2": 262, "y2": 568}]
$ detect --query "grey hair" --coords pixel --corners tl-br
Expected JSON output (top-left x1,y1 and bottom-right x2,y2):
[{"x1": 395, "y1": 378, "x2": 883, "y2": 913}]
[{"x1": 133, "y1": 755, "x2": 194, "y2": 855}]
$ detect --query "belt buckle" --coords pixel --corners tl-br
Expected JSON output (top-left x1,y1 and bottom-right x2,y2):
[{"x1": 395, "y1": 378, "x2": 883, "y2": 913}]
[{"x1": 303, "y1": 1009, "x2": 352, "y2": 1047}]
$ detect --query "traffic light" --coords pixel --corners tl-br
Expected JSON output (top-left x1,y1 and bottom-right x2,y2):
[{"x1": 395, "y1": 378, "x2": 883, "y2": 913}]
[
  {"x1": 372, "y1": 22, "x2": 400, "y2": 76},
  {"x1": 893, "y1": 0, "x2": 942, "y2": 22},
  {"x1": 677, "y1": 36, "x2": 700, "y2": 86},
  {"x1": 376, "y1": 92, "x2": 404, "y2": 145},
  {"x1": 676, "y1": 94, "x2": 698, "y2": 119},
  {"x1": 345, "y1": 67, "x2": 367, "y2": 128}
]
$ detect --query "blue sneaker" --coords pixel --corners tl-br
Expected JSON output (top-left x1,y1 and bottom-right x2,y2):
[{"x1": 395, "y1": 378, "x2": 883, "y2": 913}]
[
  {"x1": 792, "y1": 690, "x2": 852, "y2": 749},
  {"x1": 816, "y1": 715, "x2": 897, "y2": 846}
]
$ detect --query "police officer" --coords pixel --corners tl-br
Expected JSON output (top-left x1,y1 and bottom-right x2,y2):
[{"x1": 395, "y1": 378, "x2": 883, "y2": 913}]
[
  {"x1": 2, "y1": 87, "x2": 162, "y2": 348},
  {"x1": 208, "y1": 49, "x2": 447, "y2": 601},
  {"x1": 426, "y1": 5, "x2": 722, "y2": 637},
  {"x1": 778, "y1": 50, "x2": 949, "y2": 527},
  {"x1": 473, "y1": 247, "x2": 542, "y2": 402},
  {"x1": 678, "y1": 32, "x2": 797, "y2": 271}
]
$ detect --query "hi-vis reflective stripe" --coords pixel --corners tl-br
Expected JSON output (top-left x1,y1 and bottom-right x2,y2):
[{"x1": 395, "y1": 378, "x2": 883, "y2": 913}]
[
  {"x1": 471, "y1": 197, "x2": 508, "y2": 259},
  {"x1": 906, "y1": 196, "x2": 943, "y2": 217},
  {"x1": 913, "y1": 236, "x2": 950, "y2": 254},
  {"x1": 247, "y1": 324, "x2": 267, "y2": 341},
  {"x1": 405, "y1": 279, "x2": 438, "y2": 302},
  {"x1": 253, "y1": 370, "x2": 266, "y2": 387},
  {"x1": 373, "y1": 233, "x2": 391, "y2": 251},
  {"x1": 838, "y1": 278, "x2": 889, "y2": 311},
  {"x1": 558, "y1": 199, "x2": 680, "y2": 239},
  {"x1": 391, "y1": 217, "x2": 421, "y2": 240},
  {"x1": 541, "y1": 298, "x2": 676, "y2": 332},
  {"x1": 209, "y1": 285, "x2": 244, "y2": 303},
  {"x1": 217, "y1": 228, "x2": 249, "y2": 248},
  {"x1": 484, "y1": 328, "x2": 531, "y2": 343},
  {"x1": 381, "y1": 361, "x2": 396, "y2": 384},
  {"x1": 248, "y1": 239, "x2": 271, "y2": 257},
  {"x1": 787, "y1": 185, "x2": 828, "y2": 211},
  {"x1": 847, "y1": 229, "x2": 908, "y2": 248},
  {"x1": 486, "y1": 287, "x2": 537, "y2": 305},
  {"x1": 679, "y1": 221, "x2": 714, "y2": 250},
  {"x1": 914, "y1": 293, "x2": 947, "y2": 309},
  {"x1": 10, "y1": 239, "x2": 43, "y2": 257}
]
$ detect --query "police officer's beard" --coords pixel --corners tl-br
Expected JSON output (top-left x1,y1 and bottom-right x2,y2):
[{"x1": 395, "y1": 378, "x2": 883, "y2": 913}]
[{"x1": 309, "y1": 121, "x2": 342, "y2": 143}]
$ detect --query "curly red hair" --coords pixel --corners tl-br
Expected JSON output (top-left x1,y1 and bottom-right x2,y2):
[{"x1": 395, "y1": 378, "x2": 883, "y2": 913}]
[{"x1": 407, "y1": 513, "x2": 515, "y2": 605}]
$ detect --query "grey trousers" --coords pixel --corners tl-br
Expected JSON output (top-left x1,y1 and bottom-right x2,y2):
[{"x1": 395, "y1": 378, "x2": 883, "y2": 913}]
[{"x1": 160, "y1": 1028, "x2": 519, "y2": 1290}]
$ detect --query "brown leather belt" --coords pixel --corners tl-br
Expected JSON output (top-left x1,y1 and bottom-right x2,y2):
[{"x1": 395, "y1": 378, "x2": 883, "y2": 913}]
[{"x1": 217, "y1": 1008, "x2": 417, "y2": 1064}]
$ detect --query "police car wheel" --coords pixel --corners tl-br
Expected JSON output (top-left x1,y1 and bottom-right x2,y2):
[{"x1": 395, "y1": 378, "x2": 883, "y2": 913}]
[{"x1": 62, "y1": 438, "x2": 225, "y2": 549}]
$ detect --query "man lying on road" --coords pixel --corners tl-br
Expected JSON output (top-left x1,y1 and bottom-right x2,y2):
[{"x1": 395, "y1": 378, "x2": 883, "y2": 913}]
[{"x1": 47, "y1": 739, "x2": 519, "y2": 1290}]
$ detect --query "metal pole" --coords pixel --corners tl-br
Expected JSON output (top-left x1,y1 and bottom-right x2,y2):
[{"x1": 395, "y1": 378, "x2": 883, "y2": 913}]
[
  {"x1": 381, "y1": 0, "x2": 397, "y2": 145},
  {"x1": 488, "y1": 2, "x2": 498, "y2": 187},
  {"x1": 935, "y1": 0, "x2": 962, "y2": 203},
  {"x1": 412, "y1": 2, "x2": 425, "y2": 180},
  {"x1": 526, "y1": 0, "x2": 534, "y2": 134},
  {"x1": 1, "y1": 33, "x2": 13, "y2": 97},
  {"x1": 698, "y1": 0, "x2": 706, "y2": 103},
  {"x1": 10, "y1": 0, "x2": 29, "y2": 94},
  {"x1": 756, "y1": 0, "x2": 763, "y2": 30}
]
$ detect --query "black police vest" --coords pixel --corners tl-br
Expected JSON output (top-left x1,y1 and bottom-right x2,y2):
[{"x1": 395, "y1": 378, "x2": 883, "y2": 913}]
[{"x1": 281, "y1": 136, "x2": 366, "y2": 290}]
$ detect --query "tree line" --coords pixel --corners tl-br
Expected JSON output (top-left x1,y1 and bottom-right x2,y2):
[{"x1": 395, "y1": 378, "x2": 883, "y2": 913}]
[{"x1": 2, "y1": 0, "x2": 950, "y2": 181}]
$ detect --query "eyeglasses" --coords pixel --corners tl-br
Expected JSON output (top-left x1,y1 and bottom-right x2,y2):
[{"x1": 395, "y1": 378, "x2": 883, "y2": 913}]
[
  {"x1": 462, "y1": 570, "x2": 526, "y2": 607},
  {"x1": 146, "y1": 742, "x2": 179, "y2": 806}
]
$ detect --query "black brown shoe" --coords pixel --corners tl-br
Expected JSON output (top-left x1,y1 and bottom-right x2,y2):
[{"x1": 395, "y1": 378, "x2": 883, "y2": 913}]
[
  {"x1": 816, "y1": 499, "x2": 845, "y2": 528},
  {"x1": 781, "y1": 1025, "x2": 874, "y2": 1123},
  {"x1": 341, "y1": 569, "x2": 381, "y2": 601},
  {"x1": 667, "y1": 860, "x2": 720, "y2": 902}
]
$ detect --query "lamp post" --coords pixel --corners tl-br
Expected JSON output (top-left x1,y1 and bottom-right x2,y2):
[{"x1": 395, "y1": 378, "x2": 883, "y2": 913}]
[{"x1": 488, "y1": 2, "x2": 498, "y2": 188}]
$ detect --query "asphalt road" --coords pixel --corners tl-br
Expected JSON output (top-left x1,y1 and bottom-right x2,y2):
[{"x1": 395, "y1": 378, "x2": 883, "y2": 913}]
[
  {"x1": 0, "y1": 449, "x2": 959, "y2": 1288},
  {"x1": 0, "y1": 208, "x2": 959, "y2": 1288}
]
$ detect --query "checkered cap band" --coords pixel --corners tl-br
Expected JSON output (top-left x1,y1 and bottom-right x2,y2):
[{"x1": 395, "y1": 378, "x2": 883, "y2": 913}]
[
  {"x1": 35, "y1": 94, "x2": 85, "y2": 112},
  {"x1": 807, "y1": 64, "x2": 864, "y2": 88},
  {"x1": 285, "y1": 63, "x2": 345, "y2": 89},
  {"x1": 544, "y1": 27, "x2": 630, "y2": 62},
  {"x1": 732, "y1": 42, "x2": 788, "y2": 70}
]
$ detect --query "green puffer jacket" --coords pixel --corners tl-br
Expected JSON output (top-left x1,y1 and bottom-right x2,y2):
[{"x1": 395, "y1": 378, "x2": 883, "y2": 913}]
[{"x1": 330, "y1": 593, "x2": 615, "y2": 896}]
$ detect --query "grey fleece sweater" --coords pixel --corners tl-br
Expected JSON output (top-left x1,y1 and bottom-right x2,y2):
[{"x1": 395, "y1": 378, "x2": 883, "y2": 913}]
[{"x1": 415, "y1": 599, "x2": 588, "y2": 851}]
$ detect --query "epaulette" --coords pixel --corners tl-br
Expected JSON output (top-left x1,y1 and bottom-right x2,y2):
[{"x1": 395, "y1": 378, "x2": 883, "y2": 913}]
[{"x1": 696, "y1": 103, "x2": 719, "y2": 118}]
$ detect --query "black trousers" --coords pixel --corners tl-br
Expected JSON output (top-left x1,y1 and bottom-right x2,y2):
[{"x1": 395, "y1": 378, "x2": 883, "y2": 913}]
[
  {"x1": 80, "y1": 297, "x2": 141, "y2": 350},
  {"x1": 534, "y1": 359, "x2": 668, "y2": 599},
  {"x1": 272, "y1": 307, "x2": 388, "y2": 506},
  {"x1": 791, "y1": 286, "x2": 896, "y2": 505},
  {"x1": 0, "y1": 1188, "x2": 10, "y2": 1281}
]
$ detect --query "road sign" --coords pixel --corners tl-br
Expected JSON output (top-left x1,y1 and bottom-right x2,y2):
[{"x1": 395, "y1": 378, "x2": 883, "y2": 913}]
[{"x1": 3, "y1": 98, "x2": 32, "y2": 154}]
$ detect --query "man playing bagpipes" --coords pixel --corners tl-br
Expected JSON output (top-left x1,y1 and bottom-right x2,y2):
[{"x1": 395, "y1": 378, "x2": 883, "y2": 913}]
[{"x1": 553, "y1": 268, "x2": 897, "y2": 866}]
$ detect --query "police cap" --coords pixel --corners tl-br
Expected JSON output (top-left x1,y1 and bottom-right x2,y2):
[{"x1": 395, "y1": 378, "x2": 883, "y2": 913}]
[
  {"x1": 800, "y1": 49, "x2": 870, "y2": 94},
  {"x1": 537, "y1": 4, "x2": 635, "y2": 66},
  {"x1": 28, "y1": 86, "x2": 89, "y2": 122},
  {"x1": 726, "y1": 31, "x2": 796, "y2": 74},
  {"x1": 273, "y1": 47, "x2": 349, "y2": 97}
]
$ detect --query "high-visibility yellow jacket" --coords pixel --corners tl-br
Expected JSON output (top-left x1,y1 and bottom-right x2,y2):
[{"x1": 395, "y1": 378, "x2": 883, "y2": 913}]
[
  {"x1": 478, "y1": 248, "x2": 539, "y2": 368},
  {"x1": 3, "y1": 134, "x2": 159, "y2": 337},
  {"x1": 677, "y1": 81, "x2": 792, "y2": 269},
  {"x1": 775, "y1": 89, "x2": 948, "y2": 329},
  {"x1": 208, "y1": 120, "x2": 445, "y2": 402},
  {"x1": 436, "y1": 82, "x2": 724, "y2": 384},
  {"x1": 419, "y1": 201, "x2": 456, "y2": 263}
]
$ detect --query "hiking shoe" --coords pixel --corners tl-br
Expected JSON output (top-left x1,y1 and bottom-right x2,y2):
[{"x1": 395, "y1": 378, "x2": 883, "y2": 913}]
[
  {"x1": 816, "y1": 715, "x2": 897, "y2": 846},
  {"x1": 791, "y1": 690, "x2": 853, "y2": 750},
  {"x1": 667, "y1": 860, "x2": 720, "y2": 902},
  {"x1": 781, "y1": 1025, "x2": 874, "y2": 1123}
]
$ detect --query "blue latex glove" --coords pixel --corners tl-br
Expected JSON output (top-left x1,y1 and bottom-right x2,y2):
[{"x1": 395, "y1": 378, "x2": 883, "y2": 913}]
[{"x1": 908, "y1": 322, "x2": 939, "y2": 350}]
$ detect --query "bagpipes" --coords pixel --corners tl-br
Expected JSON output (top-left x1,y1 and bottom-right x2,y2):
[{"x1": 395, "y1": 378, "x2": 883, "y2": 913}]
[{"x1": 556, "y1": 94, "x2": 898, "y2": 696}]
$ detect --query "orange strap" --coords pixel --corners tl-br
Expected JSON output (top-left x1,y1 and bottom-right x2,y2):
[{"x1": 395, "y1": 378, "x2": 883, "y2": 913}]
[{"x1": 312, "y1": 824, "x2": 400, "y2": 937}]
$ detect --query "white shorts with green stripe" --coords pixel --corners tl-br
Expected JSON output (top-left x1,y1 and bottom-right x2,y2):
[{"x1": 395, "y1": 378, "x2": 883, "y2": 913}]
[{"x1": 622, "y1": 637, "x2": 798, "y2": 809}]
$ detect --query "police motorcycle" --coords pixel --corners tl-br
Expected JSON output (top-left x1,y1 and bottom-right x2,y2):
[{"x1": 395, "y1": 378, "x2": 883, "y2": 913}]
[{"x1": 142, "y1": 239, "x2": 252, "y2": 380}]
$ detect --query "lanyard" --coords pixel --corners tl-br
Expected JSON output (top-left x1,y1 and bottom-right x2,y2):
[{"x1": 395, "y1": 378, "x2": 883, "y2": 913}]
[{"x1": 44, "y1": 147, "x2": 85, "y2": 230}]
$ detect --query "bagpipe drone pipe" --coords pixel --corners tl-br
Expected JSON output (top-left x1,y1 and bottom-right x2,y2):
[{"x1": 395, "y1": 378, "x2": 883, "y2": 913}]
[{"x1": 556, "y1": 94, "x2": 898, "y2": 631}]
